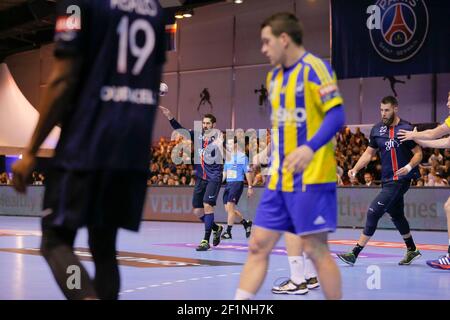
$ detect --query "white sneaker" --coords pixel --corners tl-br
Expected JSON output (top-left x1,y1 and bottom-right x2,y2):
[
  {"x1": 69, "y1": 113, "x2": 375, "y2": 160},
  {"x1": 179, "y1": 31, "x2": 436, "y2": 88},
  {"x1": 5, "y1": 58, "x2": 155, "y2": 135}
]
[{"x1": 271, "y1": 279, "x2": 308, "y2": 295}]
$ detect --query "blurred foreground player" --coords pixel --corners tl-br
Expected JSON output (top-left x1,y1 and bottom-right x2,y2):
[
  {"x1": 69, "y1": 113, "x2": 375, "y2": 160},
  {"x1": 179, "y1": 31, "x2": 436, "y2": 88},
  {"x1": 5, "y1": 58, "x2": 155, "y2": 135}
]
[
  {"x1": 12, "y1": 0, "x2": 166, "y2": 299},
  {"x1": 399, "y1": 92, "x2": 450, "y2": 270},
  {"x1": 235, "y1": 12, "x2": 345, "y2": 300},
  {"x1": 337, "y1": 96, "x2": 422, "y2": 266}
]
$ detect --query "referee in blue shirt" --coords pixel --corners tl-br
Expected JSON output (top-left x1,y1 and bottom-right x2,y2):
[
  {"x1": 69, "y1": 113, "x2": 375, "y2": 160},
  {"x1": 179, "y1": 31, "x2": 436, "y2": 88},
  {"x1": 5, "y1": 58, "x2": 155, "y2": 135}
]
[{"x1": 221, "y1": 137, "x2": 254, "y2": 240}]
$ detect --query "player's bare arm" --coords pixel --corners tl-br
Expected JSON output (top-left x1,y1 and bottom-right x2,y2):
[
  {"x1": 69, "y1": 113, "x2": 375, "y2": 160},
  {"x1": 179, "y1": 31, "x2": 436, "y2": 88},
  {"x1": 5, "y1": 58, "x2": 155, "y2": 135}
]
[
  {"x1": 159, "y1": 105, "x2": 174, "y2": 120},
  {"x1": 395, "y1": 145, "x2": 422, "y2": 177},
  {"x1": 245, "y1": 172, "x2": 254, "y2": 197},
  {"x1": 416, "y1": 137, "x2": 450, "y2": 149},
  {"x1": 348, "y1": 146, "x2": 377, "y2": 178},
  {"x1": 398, "y1": 123, "x2": 450, "y2": 142}
]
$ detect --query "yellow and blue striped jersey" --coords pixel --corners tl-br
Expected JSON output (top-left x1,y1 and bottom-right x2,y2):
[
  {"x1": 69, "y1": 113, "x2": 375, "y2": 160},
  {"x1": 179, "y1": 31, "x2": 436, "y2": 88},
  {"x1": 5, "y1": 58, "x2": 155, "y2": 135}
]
[
  {"x1": 445, "y1": 116, "x2": 450, "y2": 128},
  {"x1": 266, "y1": 52, "x2": 343, "y2": 192}
]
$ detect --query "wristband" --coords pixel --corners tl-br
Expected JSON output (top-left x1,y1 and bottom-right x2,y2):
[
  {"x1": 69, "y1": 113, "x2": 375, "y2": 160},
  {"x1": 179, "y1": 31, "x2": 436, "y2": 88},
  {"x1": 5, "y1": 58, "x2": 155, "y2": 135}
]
[{"x1": 405, "y1": 164, "x2": 412, "y2": 173}]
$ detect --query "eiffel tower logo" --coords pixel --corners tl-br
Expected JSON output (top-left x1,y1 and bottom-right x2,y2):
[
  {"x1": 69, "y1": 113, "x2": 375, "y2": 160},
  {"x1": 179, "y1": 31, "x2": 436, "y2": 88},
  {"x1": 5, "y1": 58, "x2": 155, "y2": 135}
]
[{"x1": 384, "y1": 4, "x2": 413, "y2": 46}]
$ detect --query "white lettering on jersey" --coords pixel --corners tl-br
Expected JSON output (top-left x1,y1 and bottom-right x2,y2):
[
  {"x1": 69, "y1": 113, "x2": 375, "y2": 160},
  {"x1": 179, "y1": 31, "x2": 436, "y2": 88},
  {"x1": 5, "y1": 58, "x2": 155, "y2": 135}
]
[
  {"x1": 110, "y1": 0, "x2": 158, "y2": 17},
  {"x1": 385, "y1": 139, "x2": 400, "y2": 151},
  {"x1": 296, "y1": 83, "x2": 304, "y2": 96},
  {"x1": 271, "y1": 108, "x2": 307, "y2": 127},
  {"x1": 100, "y1": 86, "x2": 156, "y2": 105}
]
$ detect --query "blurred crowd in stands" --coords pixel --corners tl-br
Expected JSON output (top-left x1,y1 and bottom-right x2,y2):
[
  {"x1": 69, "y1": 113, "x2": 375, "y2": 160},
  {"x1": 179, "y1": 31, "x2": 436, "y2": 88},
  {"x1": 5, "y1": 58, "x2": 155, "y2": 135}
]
[
  {"x1": 0, "y1": 171, "x2": 45, "y2": 186},
  {"x1": 1, "y1": 127, "x2": 448, "y2": 187},
  {"x1": 146, "y1": 126, "x2": 449, "y2": 188}
]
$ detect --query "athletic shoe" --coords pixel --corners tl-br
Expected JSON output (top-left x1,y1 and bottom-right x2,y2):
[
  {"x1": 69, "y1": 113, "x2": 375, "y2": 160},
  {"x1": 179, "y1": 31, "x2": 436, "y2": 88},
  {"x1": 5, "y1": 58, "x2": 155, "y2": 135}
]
[
  {"x1": 271, "y1": 279, "x2": 308, "y2": 295},
  {"x1": 337, "y1": 252, "x2": 356, "y2": 266},
  {"x1": 212, "y1": 225, "x2": 223, "y2": 246},
  {"x1": 398, "y1": 249, "x2": 422, "y2": 265},
  {"x1": 426, "y1": 255, "x2": 450, "y2": 270},
  {"x1": 221, "y1": 232, "x2": 232, "y2": 239},
  {"x1": 306, "y1": 277, "x2": 320, "y2": 289},
  {"x1": 244, "y1": 220, "x2": 252, "y2": 238},
  {"x1": 195, "y1": 240, "x2": 210, "y2": 251}
]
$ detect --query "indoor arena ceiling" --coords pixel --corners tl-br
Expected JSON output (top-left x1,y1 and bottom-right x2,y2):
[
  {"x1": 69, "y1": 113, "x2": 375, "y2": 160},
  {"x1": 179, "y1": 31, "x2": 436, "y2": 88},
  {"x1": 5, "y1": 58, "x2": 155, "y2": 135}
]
[{"x1": 0, "y1": 0, "x2": 224, "y2": 61}]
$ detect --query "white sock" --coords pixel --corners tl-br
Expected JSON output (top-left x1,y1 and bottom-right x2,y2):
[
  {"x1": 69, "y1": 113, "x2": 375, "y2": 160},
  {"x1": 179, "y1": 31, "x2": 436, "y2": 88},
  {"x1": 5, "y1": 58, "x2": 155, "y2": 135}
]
[
  {"x1": 234, "y1": 288, "x2": 254, "y2": 300},
  {"x1": 303, "y1": 252, "x2": 317, "y2": 279},
  {"x1": 288, "y1": 256, "x2": 305, "y2": 284}
]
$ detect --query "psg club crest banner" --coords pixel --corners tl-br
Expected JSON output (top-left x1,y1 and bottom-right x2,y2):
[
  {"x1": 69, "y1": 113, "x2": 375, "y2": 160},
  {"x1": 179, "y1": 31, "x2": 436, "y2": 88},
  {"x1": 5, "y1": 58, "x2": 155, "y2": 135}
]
[{"x1": 331, "y1": 0, "x2": 450, "y2": 79}]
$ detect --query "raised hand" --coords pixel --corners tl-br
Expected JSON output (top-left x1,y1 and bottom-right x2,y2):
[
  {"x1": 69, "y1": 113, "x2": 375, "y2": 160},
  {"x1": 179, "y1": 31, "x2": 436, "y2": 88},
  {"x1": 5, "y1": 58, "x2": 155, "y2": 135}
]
[{"x1": 158, "y1": 105, "x2": 174, "y2": 120}]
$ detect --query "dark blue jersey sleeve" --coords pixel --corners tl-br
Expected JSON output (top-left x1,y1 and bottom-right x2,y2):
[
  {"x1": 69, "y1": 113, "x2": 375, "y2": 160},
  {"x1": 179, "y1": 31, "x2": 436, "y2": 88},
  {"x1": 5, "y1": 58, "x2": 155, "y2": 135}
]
[
  {"x1": 402, "y1": 124, "x2": 418, "y2": 150},
  {"x1": 305, "y1": 105, "x2": 345, "y2": 152},
  {"x1": 368, "y1": 127, "x2": 378, "y2": 149},
  {"x1": 170, "y1": 118, "x2": 194, "y2": 140}
]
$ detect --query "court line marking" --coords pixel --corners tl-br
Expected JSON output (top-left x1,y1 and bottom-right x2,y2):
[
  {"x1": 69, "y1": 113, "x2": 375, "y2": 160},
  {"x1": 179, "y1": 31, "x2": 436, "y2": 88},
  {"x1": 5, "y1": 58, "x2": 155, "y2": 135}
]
[{"x1": 118, "y1": 268, "x2": 287, "y2": 295}]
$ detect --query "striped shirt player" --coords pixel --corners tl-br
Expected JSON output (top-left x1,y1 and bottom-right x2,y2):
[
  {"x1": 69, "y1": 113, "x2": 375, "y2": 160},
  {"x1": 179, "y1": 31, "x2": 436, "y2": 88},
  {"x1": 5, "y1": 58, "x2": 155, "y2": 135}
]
[
  {"x1": 254, "y1": 52, "x2": 345, "y2": 236},
  {"x1": 235, "y1": 12, "x2": 345, "y2": 301}
]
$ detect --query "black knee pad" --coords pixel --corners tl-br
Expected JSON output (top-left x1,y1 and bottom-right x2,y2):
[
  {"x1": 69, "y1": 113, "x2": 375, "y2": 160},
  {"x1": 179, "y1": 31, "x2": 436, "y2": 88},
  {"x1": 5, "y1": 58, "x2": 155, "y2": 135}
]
[
  {"x1": 363, "y1": 225, "x2": 377, "y2": 237},
  {"x1": 363, "y1": 206, "x2": 384, "y2": 236},
  {"x1": 390, "y1": 215, "x2": 410, "y2": 235}
]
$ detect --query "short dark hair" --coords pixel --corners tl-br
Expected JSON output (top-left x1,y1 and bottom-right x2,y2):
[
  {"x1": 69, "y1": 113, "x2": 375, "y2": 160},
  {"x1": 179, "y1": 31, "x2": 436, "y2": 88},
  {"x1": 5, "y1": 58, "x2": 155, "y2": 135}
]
[
  {"x1": 381, "y1": 96, "x2": 398, "y2": 106},
  {"x1": 203, "y1": 114, "x2": 216, "y2": 124},
  {"x1": 261, "y1": 12, "x2": 303, "y2": 46}
]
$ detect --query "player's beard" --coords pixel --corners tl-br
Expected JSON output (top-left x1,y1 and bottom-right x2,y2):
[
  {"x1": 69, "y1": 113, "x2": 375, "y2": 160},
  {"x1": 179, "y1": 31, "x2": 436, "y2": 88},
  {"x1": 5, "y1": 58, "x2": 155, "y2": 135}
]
[{"x1": 382, "y1": 114, "x2": 395, "y2": 126}]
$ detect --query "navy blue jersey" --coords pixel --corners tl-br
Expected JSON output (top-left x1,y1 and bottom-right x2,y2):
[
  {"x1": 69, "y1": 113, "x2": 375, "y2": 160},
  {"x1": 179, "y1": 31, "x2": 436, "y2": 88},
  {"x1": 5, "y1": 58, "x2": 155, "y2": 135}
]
[
  {"x1": 52, "y1": 0, "x2": 166, "y2": 171},
  {"x1": 369, "y1": 120, "x2": 420, "y2": 183},
  {"x1": 169, "y1": 119, "x2": 223, "y2": 182}
]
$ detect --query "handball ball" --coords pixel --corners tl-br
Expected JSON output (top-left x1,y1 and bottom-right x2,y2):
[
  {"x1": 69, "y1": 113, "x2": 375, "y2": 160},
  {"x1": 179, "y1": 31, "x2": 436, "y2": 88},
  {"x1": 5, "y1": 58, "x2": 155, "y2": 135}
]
[{"x1": 160, "y1": 82, "x2": 168, "y2": 96}]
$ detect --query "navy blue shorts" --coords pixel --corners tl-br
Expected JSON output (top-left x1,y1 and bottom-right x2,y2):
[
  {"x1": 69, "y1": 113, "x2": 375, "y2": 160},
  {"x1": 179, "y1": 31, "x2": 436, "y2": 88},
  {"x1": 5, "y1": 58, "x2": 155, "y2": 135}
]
[
  {"x1": 192, "y1": 178, "x2": 222, "y2": 208},
  {"x1": 223, "y1": 181, "x2": 244, "y2": 205},
  {"x1": 370, "y1": 179, "x2": 411, "y2": 218},
  {"x1": 42, "y1": 169, "x2": 148, "y2": 231}
]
